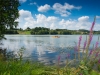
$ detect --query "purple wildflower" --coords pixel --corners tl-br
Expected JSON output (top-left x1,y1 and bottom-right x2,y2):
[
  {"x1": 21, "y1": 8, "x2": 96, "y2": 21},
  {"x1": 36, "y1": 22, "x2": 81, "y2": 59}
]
[
  {"x1": 78, "y1": 35, "x2": 82, "y2": 47},
  {"x1": 90, "y1": 34, "x2": 93, "y2": 42},
  {"x1": 90, "y1": 17, "x2": 96, "y2": 32},
  {"x1": 95, "y1": 52, "x2": 99, "y2": 58},
  {"x1": 83, "y1": 40, "x2": 87, "y2": 50},
  {"x1": 74, "y1": 45, "x2": 78, "y2": 52},
  {"x1": 58, "y1": 55, "x2": 61, "y2": 62},
  {"x1": 88, "y1": 33, "x2": 93, "y2": 45},
  {"x1": 94, "y1": 41, "x2": 99, "y2": 50},
  {"x1": 89, "y1": 50, "x2": 93, "y2": 56},
  {"x1": 87, "y1": 17, "x2": 96, "y2": 47},
  {"x1": 90, "y1": 21, "x2": 95, "y2": 32},
  {"x1": 67, "y1": 53, "x2": 70, "y2": 58},
  {"x1": 98, "y1": 58, "x2": 100, "y2": 64}
]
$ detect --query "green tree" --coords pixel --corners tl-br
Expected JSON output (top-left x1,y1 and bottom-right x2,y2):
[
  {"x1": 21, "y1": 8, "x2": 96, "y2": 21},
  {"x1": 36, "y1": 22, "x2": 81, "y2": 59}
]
[
  {"x1": 0, "y1": 0, "x2": 20, "y2": 40},
  {"x1": 26, "y1": 27, "x2": 31, "y2": 31}
]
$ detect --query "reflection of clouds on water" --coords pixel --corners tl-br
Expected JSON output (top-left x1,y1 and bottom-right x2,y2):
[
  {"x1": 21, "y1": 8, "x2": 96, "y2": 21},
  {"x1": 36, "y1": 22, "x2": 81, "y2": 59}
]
[
  {"x1": 36, "y1": 46, "x2": 56, "y2": 55},
  {"x1": 2, "y1": 35, "x2": 99, "y2": 65},
  {"x1": 37, "y1": 46, "x2": 46, "y2": 55}
]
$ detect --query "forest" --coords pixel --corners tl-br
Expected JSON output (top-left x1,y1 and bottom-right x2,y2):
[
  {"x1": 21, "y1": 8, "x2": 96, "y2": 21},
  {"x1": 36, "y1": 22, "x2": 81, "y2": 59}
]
[{"x1": 5, "y1": 27, "x2": 100, "y2": 35}]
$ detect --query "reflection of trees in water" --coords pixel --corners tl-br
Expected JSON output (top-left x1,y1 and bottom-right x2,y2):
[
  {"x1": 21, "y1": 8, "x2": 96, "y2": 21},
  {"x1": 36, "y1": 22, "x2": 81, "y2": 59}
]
[{"x1": 0, "y1": 47, "x2": 16, "y2": 61}]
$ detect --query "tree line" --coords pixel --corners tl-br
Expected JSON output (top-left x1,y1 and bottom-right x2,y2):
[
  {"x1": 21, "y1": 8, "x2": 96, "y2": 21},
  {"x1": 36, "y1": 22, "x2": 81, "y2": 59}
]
[{"x1": 5, "y1": 27, "x2": 100, "y2": 35}]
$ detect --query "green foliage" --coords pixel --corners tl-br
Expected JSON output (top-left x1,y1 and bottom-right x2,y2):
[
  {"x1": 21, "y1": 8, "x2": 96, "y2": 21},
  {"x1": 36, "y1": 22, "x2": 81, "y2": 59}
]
[
  {"x1": 0, "y1": 0, "x2": 20, "y2": 40},
  {"x1": 5, "y1": 29, "x2": 18, "y2": 34},
  {"x1": 5, "y1": 27, "x2": 100, "y2": 35}
]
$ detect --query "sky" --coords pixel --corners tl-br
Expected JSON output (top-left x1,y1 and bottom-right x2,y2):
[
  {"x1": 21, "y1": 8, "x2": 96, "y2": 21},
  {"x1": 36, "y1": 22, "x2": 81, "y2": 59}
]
[{"x1": 17, "y1": 0, "x2": 100, "y2": 30}]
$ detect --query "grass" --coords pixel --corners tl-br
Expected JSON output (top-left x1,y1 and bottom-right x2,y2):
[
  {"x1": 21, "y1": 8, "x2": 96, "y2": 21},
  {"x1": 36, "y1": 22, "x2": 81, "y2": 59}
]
[
  {"x1": 0, "y1": 58, "x2": 100, "y2": 75},
  {"x1": 0, "y1": 58, "x2": 59, "y2": 75},
  {"x1": 17, "y1": 30, "x2": 31, "y2": 35}
]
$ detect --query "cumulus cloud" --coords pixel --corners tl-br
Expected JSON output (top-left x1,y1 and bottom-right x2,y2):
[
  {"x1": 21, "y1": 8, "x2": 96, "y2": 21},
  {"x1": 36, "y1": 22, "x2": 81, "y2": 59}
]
[
  {"x1": 53, "y1": 3, "x2": 82, "y2": 17},
  {"x1": 19, "y1": 9, "x2": 32, "y2": 18},
  {"x1": 78, "y1": 16, "x2": 89, "y2": 22},
  {"x1": 38, "y1": 4, "x2": 51, "y2": 12},
  {"x1": 19, "y1": 0, "x2": 27, "y2": 3},
  {"x1": 17, "y1": 9, "x2": 100, "y2": 30},
  {"x1": 35, "y1": 3, "x2": 81, "y2": 17}
]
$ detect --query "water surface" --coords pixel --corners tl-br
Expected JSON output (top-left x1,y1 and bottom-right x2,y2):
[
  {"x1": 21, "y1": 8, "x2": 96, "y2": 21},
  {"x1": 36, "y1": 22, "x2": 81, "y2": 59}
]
[{"x1": 1, "y1": 35, "x2": 100, "y2": 65}]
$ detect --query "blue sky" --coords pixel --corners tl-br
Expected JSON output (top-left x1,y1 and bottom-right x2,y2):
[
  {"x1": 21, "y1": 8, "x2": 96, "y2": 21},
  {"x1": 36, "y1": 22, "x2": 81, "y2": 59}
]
[{"x1": 17, "y1": 0, "x2": 100, "y2": 30}]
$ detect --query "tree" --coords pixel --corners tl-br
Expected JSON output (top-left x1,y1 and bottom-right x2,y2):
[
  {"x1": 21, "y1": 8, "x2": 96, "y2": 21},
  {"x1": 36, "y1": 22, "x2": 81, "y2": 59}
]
[
  {"x1": 26, "y1": 27, "x2": 31, "y2": 31},
  {"x1": 0, "y1": 0, "x2": 20, "y2": 40}
]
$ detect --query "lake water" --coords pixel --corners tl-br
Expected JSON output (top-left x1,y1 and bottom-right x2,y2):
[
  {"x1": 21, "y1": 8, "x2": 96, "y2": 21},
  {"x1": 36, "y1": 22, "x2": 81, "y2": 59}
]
[{"x1": 1, "y1": 35, "x2": 100, "y2": 65}]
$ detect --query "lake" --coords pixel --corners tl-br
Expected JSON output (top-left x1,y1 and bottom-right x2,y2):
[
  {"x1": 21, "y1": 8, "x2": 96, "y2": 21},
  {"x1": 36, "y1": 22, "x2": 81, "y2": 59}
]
[{"x1": 1, "y1": 35, "x2": 100, "y2": 65}]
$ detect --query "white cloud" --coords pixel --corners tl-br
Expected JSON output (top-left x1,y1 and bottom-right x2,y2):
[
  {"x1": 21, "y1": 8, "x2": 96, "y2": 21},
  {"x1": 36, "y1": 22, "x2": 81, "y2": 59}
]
[
  {"x1": 78, "y1": 16, "x2": 89, "y2": 22},
  {"x1": 18, "y1": 9, "x2": 100, "y2": 31},
  {"x1": 19, "y1": 0, "x2": 27, "y2": 3},
  {"x1": 38, "y1": 4, "x2": 51, "y2": 12},
  {"x1": 19, "y1": 9, "x2": 32, "y2": 18},
  {"x1": 17, "y1": 9, "x2": 34, "y2": 28},
  {"x1": 29, "y1": 2, "x2": 38, "y2": 6},
  {"x1": 53, "y1": 3, "x2": 82, "y2": 17},
  {"x1": 96, "y1": 16, "x2": 100, "y2": 19}
]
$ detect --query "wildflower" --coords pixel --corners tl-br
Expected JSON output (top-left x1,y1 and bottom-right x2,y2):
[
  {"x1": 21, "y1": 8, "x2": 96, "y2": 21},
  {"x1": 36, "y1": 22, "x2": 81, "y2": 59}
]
[
  {"x1": 58, "y1": 55, "x2": 61, "y2": 63},
  {"x1": 90, "y1": 21, "x2": 95, "y2": 32},
  {"x1": 87, "y1": 33, "x2": 93, "y2": 46},
  {"x1": 78, "y1": 35, "x2": 82, "y2": 47},
  {"x1": 86, "y1": 17, "x2": 96, "y2": 56},
  {"x1": 90, "y1": 16, "x2": 96, "y2": 33},
  {"x1": 67, "y1": 53, "x2": 70, "y2": 58},
  {"x1": 57, "y1": 55, "x2": 61, "y2": 75},
  {"x1": 83, "y1": 40, "x2": 87, "y2": 50},
  {"x1": 87, "y1": 17, "x2": 96, "y2": 47},
  {"x1": 95, "y1": 52, "x2": 99, "y2": 58},
  {"x1": 74, "y1": 45, "x2": 78, "y2": 52},
  {"x1": 94, "y1": 41, "x2": 99, "y2": 50},
  {"x1": 89, "y1": 50, "x2": 93, "y2": 56},
  {"x1": 77, "y1": 35, "x2": 82, "y2": 60},
  {"x1": 98, "y1": 58, "x2": 100, "y2": 64}
]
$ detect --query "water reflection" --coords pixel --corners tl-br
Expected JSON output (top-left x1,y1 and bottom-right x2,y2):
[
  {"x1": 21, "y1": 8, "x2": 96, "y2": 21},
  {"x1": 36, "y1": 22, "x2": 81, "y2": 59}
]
[{"x1": 1, "y1": 35, "x2": 100, "y2": 65}]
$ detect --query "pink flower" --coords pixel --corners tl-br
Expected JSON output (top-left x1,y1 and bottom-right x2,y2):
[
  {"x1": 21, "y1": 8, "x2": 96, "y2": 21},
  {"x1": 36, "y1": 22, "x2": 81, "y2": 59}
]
[
  {"x1": 67, "y1": 53, "x2": 70, "y2": 58},
  {"x1": 89, "y1": 50, "x2": 93, "y2": 56},
  {"x1": 83, "y1": 40, "x2": 87, "y2": 50},
  {"x1": 74, "y1": 45, "x2": 78, "y2": 52},
  {"x1": 88, "y1": 33, "x2": 93, "y2": 45},
  {"x1": 94, "y1": 41, "x2": 99, "y2": 50},
  {"x1": 78, "y1": 35, "x2": 82, "y2": 48},
  {"x1": 90, "y1": 17, "x2": 96, "y2": 32},
  {"x1": 58, "y1": 55, "x2": 61, "y2": 62},
  {"x1": 98, "y1": 58, "x2": 100, "y2": 64},
  {"x1": 77, "y1": 35, "x2": 82, "y2": 54},
  {"x1": 95, "y1": 52, "x2": 99, "y2": 58},
  {"x1": 90, "y1": 21, "x2": 95, "y2": 32},
  {"x1": 87, "y1": 17, "x2": 96, "y2": 47}
]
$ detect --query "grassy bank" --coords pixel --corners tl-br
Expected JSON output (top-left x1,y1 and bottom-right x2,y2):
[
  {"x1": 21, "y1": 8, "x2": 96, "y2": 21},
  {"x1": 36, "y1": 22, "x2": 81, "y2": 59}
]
[
  {"x1": 0, "y1": 60, "x2": 56, "y2": 75},
  {"x1": 0, "y1": 56, "x2": 100, "y2": 75},
  {"x1": 17, "y1": 30, "x2": 31, "y2": 35}
]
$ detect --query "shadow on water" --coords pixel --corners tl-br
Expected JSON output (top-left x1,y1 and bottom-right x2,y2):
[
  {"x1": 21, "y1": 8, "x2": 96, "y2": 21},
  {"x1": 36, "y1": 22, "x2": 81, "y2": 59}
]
[{"x1": 0, "y1": 45, "x2": 16, "y2": 61}]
